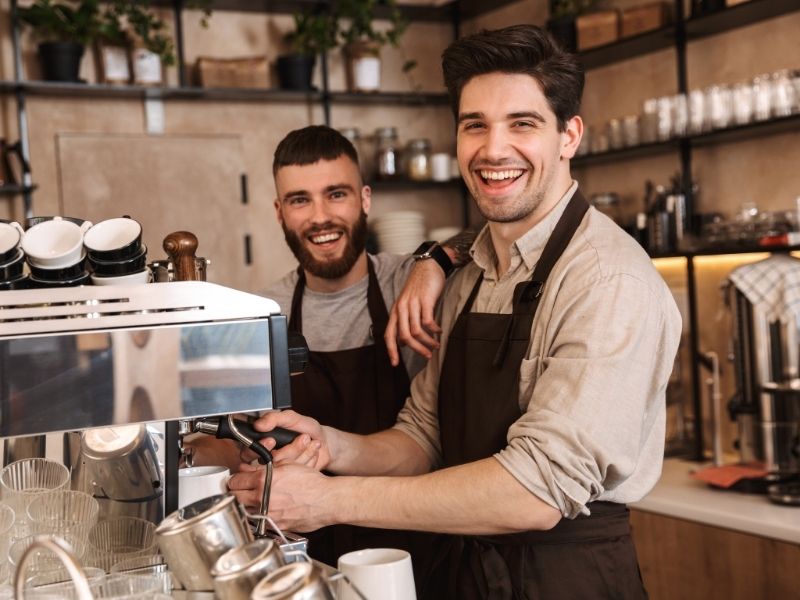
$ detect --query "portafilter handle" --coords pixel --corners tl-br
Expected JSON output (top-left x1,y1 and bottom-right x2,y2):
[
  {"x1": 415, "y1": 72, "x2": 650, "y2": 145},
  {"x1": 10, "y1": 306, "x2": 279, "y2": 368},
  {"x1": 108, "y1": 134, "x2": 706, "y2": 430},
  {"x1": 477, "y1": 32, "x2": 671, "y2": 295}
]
[{"x1": 163, "y1": 230, "x2": 202, "y2": 282}]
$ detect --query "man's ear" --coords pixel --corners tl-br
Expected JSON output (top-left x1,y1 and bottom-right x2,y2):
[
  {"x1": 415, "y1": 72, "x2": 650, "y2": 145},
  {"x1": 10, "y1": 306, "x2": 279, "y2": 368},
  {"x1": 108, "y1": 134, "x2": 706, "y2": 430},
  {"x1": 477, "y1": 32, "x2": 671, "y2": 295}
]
[
  {"x1": 560, "y1": 115, "x2": 583, "y2": 160},
  {"x1": 274, "y1": 198, "x2": 283, "y2": 224},
  {"x1": 361, "y1": 185, "x2": 372, "y2": 215}
]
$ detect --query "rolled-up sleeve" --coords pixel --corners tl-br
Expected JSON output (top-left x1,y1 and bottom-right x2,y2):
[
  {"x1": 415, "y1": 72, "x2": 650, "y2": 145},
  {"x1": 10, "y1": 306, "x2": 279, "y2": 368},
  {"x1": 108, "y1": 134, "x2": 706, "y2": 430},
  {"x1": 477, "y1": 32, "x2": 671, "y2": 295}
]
[{"x1": 495, "y1": 272, "x2": 681, "y2": 519}]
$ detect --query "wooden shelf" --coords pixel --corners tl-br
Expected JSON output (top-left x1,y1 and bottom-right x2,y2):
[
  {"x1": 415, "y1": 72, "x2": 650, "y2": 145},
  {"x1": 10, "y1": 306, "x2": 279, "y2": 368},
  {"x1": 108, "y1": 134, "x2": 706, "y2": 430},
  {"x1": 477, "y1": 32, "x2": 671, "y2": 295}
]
[
  {"x1": 574, "y1": 113, "x2": 800, "y2": 168},
  {"x1": 685, "y1": 0, "x2": 799, "y2": 41},
  {"x1": 579, "y1": 26, "x2": 676, "y2": 71},
  {"x1": 0, "y1": 184, "x2": 35, "y2": 197},
  {"x1": 576, "y1": 0, "x2": 798, "y2": 71},
  {"x1": 156, "y1": 0, "x2": 456, "y2": 21},
  {"x1": 651, "y1": 243, "x2": 800, "y2": 260},
  {"x1": 329, "y1": 90, "x2": 449, "y2": 105},
  {"x1": 0, "y1": 80, "x2": 323, "y2": 103}
]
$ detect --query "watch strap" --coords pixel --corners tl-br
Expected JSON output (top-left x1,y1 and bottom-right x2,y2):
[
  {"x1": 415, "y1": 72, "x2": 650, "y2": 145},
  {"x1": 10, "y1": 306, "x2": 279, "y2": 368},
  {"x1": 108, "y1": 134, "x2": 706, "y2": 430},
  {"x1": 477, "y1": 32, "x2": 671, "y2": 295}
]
[{"x1": 413, "y1": 240, "x2": 454, "y2": 277}]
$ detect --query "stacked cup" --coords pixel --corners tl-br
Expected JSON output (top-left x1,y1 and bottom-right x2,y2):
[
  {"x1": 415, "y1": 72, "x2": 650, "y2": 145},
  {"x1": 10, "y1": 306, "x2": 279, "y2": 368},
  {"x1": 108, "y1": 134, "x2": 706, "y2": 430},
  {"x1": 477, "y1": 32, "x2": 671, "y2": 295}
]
[
  {"x1": 22, "y1": 217, "x2": 92, "y2": 288},
  {"x1": 0, "y1": 221, "x2": 27, "y2": 290},
  {"x1": 85, "y1": 217, "x2": 150, "y2": 286}
]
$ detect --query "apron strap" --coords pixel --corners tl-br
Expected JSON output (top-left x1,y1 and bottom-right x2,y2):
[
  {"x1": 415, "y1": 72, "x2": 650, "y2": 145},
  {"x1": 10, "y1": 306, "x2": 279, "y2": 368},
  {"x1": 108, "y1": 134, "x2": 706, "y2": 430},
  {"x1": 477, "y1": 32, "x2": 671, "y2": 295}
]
[
  {"x1": 493, "y1": 191, "x2": 590, "y2": 367},
  {"x1": 288, "y1": 266, "x2": 306, "y2": 333}
]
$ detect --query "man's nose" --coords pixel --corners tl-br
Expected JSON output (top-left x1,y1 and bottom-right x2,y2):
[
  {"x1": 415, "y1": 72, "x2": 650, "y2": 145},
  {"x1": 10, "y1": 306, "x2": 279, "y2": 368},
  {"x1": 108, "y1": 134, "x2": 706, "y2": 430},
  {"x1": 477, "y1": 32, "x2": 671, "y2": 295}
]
[
  {"x1": 481, "y1": 126, "x2": 510, "y2": 162},
  {"x1": 309, "y1": 199, "x2": 330, "y2": 223}
]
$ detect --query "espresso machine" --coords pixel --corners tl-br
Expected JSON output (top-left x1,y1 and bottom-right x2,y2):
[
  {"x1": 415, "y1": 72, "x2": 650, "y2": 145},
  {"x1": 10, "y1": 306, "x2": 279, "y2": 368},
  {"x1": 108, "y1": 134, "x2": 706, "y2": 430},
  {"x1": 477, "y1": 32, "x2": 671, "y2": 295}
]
[
  {"x1": 0, "y1": 279, "x2": 298, "y2": 520},
  {"x1": 728, "y1": 255, "x2": 800, "y2": 504}
]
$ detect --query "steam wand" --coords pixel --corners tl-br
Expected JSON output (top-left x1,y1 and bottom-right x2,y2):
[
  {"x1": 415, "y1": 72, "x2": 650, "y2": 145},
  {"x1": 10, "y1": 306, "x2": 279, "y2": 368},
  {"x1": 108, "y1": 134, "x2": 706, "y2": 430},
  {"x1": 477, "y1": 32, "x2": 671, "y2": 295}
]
[{"x1": 224, "y1": 415, "x2": 274, "y2": 537}]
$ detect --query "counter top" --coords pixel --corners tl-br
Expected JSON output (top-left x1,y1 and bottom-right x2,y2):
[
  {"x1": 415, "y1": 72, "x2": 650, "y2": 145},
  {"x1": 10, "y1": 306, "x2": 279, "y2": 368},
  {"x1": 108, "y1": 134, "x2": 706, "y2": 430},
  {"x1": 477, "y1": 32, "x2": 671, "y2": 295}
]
[{"x1": 630, "y1": 458, "x2": 800, "y2": 544}]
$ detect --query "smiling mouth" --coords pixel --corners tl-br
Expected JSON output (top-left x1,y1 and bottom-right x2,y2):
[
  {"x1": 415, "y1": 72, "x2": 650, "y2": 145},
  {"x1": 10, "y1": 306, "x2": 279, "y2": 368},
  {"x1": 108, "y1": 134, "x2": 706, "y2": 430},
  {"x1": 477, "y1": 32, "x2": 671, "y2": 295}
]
[
  {"x1": 478, "y1": 169, "x2": 525, "y2": 184},
  {"x1": 308, "y1": 231, "x2": 343, "y2": 245}
]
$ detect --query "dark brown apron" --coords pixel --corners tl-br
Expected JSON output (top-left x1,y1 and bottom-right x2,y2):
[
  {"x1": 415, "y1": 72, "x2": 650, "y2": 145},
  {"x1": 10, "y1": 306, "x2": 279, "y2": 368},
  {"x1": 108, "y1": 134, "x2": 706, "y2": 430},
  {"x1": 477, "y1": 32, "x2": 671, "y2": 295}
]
[
  {"x1": 289, "y1": 256, "x2": 432, "y2": 585},
  {"x1": 426, "y1": 192, "x2": 648, "y2": 600}
]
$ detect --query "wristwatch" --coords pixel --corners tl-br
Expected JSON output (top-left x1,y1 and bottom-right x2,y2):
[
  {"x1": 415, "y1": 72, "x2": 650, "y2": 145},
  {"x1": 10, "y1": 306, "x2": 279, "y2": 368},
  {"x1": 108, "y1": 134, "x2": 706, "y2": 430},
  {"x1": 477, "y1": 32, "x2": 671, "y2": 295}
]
[{"x1": 412, "y1": 240, "x2": 455, "y2": 277}]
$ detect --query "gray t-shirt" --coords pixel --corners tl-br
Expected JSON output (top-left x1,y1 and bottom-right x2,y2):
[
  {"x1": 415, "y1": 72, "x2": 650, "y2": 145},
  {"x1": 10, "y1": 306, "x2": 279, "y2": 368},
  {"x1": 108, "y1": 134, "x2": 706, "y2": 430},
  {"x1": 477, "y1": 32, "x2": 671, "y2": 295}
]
[{"x1": 261, "y1": 253, "x2": 425, "y2": 378}]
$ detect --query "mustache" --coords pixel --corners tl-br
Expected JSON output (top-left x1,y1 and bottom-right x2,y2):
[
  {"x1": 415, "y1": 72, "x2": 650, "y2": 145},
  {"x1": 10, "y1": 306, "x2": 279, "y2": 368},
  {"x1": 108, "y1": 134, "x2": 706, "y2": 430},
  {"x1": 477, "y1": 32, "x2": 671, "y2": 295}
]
[{"x1": 303, "y1": 221, "x2": 345, "y2": 235}]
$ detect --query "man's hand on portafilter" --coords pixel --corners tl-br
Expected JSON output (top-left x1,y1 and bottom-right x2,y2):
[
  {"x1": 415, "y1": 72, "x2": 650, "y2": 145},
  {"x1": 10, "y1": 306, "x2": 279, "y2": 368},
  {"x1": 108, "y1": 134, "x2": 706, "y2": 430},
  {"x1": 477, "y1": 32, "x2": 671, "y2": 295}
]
[
  {"x1": 385, "y1": 258, "x2": 445, "y2": 366},
  {"x1": 249, "y1": 410, "x2": 331, "y2": 470}
]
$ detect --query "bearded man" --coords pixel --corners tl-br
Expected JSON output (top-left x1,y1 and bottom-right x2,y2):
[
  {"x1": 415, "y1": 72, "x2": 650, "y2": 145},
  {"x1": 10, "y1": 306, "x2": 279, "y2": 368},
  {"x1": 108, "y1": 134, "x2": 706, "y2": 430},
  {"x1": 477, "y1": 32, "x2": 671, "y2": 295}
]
[{"x1": 254, "y1": 125, "x2": 472, "y2": 576}]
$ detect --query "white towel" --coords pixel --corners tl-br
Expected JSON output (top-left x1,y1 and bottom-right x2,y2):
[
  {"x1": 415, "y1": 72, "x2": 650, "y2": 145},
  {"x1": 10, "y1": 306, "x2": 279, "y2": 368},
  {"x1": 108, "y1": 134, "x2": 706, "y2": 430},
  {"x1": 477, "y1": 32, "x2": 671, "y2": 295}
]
[{"x1": 728, "y1": 254, "x2": 800, "y2": 329}]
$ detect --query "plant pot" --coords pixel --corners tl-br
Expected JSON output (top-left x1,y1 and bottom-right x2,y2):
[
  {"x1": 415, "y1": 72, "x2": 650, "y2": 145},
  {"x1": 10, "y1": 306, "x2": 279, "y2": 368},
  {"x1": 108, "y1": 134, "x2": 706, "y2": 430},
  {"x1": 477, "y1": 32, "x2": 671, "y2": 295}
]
[
  {"x1": 38, "y1": 41, "x2": 84, "y2": 82},
  {"x1": 546, "y1": 16, "x2": 577, "y2": 53},
  {"x1": 276, "y1": 54, "x2": 316, "y2": 91},
  {"x1": 344, "y1": 40, "x2": 381, "y2": 93}
]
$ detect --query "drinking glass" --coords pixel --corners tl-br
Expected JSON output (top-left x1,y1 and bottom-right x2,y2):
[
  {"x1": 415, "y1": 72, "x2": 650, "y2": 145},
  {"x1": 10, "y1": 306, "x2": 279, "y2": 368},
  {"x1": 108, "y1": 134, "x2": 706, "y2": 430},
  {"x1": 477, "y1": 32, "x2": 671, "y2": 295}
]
[
  {"x1": 622, "y1": 115, "x2": 640, "y2": 147},
  {"x1": 731, "y1": 82, "x2": 754, "y2": 125},
  {"x1": 86, "y1": 517, "x2": 157, "y2": 572},
  {"x1": 770, "y1": 70, "x2": 794, "y2": 118},
  {"x1": 688, "y1": 89, "x2": 705, "y2": 134},
  {"x1": 640, "y1": 98, "x2": 659, "y2": 143},
  {"x1": 670, "y1": 94, "x2": 689, "y2": 137},
  {"x1": 110, "y1": 555, "x2": 172, "y2": 594},
  {"x1": 752, "y1": 74, "x2": 772, "y2": 121},
  {"x1": 27, "y1": 491, "x2": 99, "y2": 559},
  {"x1": 0, "y1": 459, "x2": 70, "y2": 539},
  {"x1": 705, "y1": 85, "x2": 732, "y2": 129},
  {"x1": 0, "y1": 503, "x2": 14, "y2": 584},
  {"x1": 656, "y1": 96, "x2": 673, "y2": 140}
]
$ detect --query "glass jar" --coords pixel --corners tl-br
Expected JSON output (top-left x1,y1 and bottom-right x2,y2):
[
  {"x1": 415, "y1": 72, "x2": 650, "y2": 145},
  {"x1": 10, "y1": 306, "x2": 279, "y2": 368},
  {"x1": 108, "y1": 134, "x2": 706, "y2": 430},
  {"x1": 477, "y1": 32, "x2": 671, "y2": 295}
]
[
  {"x1": 405, "y1": 138, "x2": 432, "y2": 181},
  {"x1": 375, "y1": 127, "x2": 400, "y2": 180},
  {"x1": 339, "y1": 127, "x2": 374, "y2": 181}
]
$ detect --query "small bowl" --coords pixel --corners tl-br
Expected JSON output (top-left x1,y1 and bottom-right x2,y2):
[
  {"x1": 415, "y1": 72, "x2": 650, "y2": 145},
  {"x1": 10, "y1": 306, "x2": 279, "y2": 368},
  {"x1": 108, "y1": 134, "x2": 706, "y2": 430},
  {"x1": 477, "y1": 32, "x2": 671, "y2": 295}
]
[
  {"x1": 91, "y1": 267, "x2": 151, "y2": 286},
  {"x1": 0, "y1": 221, "x2": 24, "y2": 263},
  {"x1": 22, "y1": 217, "x2": 92, "y2": 269},
  {"x1": 0, "y1": 248, "x2": 25, "y2": 281},
  {"x1": 27, "y1": 253, "x2": 86, "y2": 281},
  {"x1": 89, "y1": 245, "x2": 148, "y2": 277},
  {"x1": 84, "y1": 217, "x2": 143, "y2": 261}
]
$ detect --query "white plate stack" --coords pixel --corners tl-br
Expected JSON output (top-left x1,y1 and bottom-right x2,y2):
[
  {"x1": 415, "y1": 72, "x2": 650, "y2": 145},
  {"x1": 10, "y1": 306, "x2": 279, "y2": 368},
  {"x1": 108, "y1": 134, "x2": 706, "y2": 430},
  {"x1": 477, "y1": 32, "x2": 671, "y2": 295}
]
[{"x1": 372, "y1": 211, "x2": 427, "y2": 254}]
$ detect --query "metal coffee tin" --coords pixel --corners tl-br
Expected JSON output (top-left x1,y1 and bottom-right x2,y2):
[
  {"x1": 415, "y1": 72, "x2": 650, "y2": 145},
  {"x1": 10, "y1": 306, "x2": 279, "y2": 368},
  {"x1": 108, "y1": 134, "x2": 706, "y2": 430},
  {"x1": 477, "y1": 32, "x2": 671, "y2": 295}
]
[
  {"x1": 250, "y1": 562, "x2": 334, "y2": 600},
  {"x1": 211, "y1": 537, "x2": 286, "y2": 600},
  {"x1": 156, "y1": 493, "x2": 254, "y2": 592}
]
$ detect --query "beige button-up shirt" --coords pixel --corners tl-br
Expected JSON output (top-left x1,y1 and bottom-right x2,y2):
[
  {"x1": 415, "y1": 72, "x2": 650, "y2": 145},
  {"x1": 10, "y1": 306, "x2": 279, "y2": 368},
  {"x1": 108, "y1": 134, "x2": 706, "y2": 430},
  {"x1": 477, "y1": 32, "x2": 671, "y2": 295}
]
[{"x1": 394, "y1": 182, "x2": 682, "y2": 519}]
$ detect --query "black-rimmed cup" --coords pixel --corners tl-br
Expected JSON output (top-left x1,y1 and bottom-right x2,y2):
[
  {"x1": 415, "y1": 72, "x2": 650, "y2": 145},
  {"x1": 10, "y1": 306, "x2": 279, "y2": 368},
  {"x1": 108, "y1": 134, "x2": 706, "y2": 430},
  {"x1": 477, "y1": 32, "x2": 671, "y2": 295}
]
[
  {"x1": 0, "y1": 249, "x2": 25, "y2": 282},
  {"x1": 27, "y1": 253, "x2": 87, "y2": 282},
  {"x1": 84, "y1": 217, "x2": 143, "y2": 261},
  {"x1": 27, "y1": 271, "x2": 90, "y2": 288},
  {"x1": 0, "y1": 273, "x2": 29, "y2": 290},
  {"x1": 25, "y1": 215, "x2": 87, "y2": 229},
  {"x1": 0, "y1": 221, "x2": 24, "y2": 264},
  {"x1": 88, "y1": 245, "x2": 148, "y2": 277}
]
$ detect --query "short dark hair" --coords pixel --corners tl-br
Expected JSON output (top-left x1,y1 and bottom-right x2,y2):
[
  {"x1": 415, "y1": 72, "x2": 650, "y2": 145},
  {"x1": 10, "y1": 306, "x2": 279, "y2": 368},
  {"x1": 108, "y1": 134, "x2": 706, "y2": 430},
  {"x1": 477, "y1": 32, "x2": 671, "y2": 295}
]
[
  {"x1": 273, "y1": 125, "x2": 360, "y2": 176},
  {"x1": 442, "y1": 24, "x2": 584, "y2": 132}
]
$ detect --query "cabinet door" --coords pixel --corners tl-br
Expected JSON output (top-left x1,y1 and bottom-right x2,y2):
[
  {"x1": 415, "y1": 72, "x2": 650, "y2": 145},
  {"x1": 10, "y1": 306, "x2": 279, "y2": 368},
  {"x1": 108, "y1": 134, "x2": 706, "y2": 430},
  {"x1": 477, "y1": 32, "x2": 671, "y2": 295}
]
[
  {"x1": 630, "y1": 509, "x2": 800, "y2": 600},
  {"x1": 57, "y1": 133, "x2": 250, "y2": 291}
]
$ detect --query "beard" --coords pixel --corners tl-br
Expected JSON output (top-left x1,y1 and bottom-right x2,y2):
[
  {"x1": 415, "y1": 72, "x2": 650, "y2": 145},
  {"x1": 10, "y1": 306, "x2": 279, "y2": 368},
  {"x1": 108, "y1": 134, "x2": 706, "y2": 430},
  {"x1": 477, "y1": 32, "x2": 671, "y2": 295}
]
[
  {"x1": 467, "y1": 159, "x2": 556, "y2": 224},
  {"x1": 282, "y1": 210, "x2": 369, "y2": 279}
]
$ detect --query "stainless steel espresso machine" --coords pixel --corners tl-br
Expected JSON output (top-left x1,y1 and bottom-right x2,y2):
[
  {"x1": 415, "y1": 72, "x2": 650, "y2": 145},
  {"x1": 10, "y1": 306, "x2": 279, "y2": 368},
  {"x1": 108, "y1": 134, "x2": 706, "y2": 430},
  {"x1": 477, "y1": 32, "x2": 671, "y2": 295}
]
[
  {"x1": 728, "y1": 256, "x2": 800, "y2": 505},
  {"x1": 0, "y1": 281, "x2": 296, "y2": 522}
]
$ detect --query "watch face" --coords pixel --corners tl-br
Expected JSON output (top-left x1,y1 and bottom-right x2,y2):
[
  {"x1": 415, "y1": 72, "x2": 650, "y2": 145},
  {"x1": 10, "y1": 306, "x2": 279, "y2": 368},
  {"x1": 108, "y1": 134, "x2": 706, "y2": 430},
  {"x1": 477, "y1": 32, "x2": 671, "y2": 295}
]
[{"x1": 413, "y1": 241, "x2": 436, "y2": 257}]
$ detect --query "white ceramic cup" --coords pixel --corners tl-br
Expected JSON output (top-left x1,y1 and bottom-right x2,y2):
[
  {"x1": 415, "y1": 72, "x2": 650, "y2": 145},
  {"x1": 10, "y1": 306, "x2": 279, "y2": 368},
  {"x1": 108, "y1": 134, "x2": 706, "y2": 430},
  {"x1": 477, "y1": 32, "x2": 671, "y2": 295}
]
[
  {"x1": 0, "y1": 222, "x2": 24, "y2": 257},
  {"x1": 91, "y1": 267, "x2": 151, "y2": 286},
  {"x1": 22, "y1": 217, "x2": 92, "y2": 269},
  {"x1": 83, "y1": 217, "x2": 142, "y2": 253},
  {"x1": 338, "y1": 548, "x2": 416, "y2": 600},
  {"x1": 178, "y1": 466, "x2": 230, "y2": 509},
  {"x1": 431, "y1": 153, "x2": 451, "y2": 182}
]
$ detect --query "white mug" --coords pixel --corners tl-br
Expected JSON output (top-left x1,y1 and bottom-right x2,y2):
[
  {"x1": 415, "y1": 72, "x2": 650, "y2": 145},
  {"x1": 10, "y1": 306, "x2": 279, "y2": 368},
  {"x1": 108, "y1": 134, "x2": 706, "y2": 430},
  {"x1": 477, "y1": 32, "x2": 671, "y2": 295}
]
[
  {"x1": 178, "y1": 466, "x2": 230, "y2": 509},
  {"x1": 431, "y1": 153, "x2": 451, "y2": 182},
  {"x1": 91, "y1": 267, "x2": 152, "y2": 286},
  {"x1": 0, "y1": 221, "x2": 24, "y2": 257},
  {"x1": 338, "y1": 548, "x2": 416, "y2": 600}
]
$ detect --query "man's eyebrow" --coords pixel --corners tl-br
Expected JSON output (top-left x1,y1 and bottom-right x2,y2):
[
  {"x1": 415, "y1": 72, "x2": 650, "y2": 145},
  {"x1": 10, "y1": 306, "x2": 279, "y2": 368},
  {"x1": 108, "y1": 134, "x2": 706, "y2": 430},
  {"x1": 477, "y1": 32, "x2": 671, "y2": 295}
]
[
  {"x1": 458, "y1": 111, "x2": 483, "y2": 123},
  {"x1": 508, "y1": 111, "x2": 546, "y2": 123},
  {"x1": 281, "y1": 190, "x2": 309, "y2": 201},
  {"x1": 323, "y1": 183, "x2": 355, "y2": 194}
]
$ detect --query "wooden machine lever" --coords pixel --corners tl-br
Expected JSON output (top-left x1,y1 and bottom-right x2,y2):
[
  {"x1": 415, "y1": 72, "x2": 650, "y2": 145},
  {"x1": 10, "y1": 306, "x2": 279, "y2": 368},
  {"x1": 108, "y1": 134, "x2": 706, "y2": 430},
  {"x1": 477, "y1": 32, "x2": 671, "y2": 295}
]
[{"x1": 163, "y1": 231, "x2": 200, "y2": 282}]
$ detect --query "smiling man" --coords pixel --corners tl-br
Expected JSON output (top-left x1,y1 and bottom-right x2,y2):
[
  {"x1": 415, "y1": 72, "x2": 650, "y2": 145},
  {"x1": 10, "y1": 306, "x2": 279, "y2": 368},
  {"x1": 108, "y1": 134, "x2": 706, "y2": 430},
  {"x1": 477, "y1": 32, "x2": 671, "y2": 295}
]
[{"x1": 232, "y1": 26, "x2": 682, "y2": 599}]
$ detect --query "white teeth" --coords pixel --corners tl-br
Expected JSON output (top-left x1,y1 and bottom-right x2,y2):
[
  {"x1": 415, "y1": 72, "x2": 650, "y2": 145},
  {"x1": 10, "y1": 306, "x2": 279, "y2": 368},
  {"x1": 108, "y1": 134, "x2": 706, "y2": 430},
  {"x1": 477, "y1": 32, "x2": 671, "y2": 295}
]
[
  {"x1": 479, "y1": 169, "x2": 523, "y2": 181},
  {"x1": 310, "y1": 232, "x2": 342, "y2": 244}
]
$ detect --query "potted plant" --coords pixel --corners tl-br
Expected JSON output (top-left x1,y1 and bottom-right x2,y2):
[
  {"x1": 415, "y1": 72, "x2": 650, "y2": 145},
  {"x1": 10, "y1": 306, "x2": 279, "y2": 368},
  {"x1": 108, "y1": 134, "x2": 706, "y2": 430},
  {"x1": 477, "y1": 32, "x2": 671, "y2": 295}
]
[
  {"x1": 547, "y1": 0, "x2": 599, "y2": 53},
  {"x1": 335, "y1": 0, "x2": 408, "y2": 93},
  {"x1": 277, "y1": 10, "x2": 337, "y2": 91},
  {"x1": 17, "y1": 0, "x2": 102, "y2": 82}
]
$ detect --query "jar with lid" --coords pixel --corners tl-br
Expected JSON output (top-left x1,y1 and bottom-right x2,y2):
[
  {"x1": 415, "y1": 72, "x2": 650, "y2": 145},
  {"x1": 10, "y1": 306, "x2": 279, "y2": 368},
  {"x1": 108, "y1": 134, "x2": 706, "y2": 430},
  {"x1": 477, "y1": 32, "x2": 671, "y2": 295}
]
[
  {"x1": 375, "y1": 127, "x2": 400, "y2": 180},
  {"x1": 339, "y1": 127, "x2": 374, "y2": 181},
  {"x1": 405, "y1": 138, "x2": 432, "y2": 181}
]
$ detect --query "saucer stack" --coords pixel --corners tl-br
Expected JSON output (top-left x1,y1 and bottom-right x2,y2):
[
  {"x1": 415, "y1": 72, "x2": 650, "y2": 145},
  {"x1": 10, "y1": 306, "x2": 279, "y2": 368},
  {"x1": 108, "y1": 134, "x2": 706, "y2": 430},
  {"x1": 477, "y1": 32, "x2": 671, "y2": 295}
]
[
  {"x1": 0, "y1": 221, "x2": 28, "y2": 290},
  {"x1": 372, "y1": 211, "x2": 426, "y2": 254},
  {"x1": 85, "y1": 217, "x2": 150, "y2": 286},
  {"x1": 23, "y1": 217, "x2": 92, "y2": 288}
]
